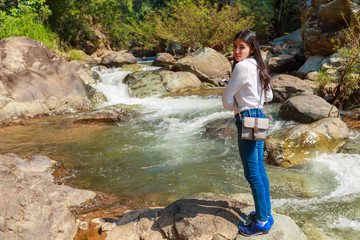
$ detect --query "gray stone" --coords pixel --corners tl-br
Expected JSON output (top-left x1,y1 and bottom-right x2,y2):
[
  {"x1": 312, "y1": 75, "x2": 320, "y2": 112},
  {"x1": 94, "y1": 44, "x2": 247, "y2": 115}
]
[
  {"x1": 271, "y1": 74, "x2": 316, "y2": 102},
  {"x1": 124, "y1": 71, "x2": 167, "y2": 97},
  {"x1": 101, "y1": 50, "x2": 137, "y2": 68},
  {"x1": 273, "y1": 29, "x2": 303, "y2": 49},
  {"x1": 204, "y1": 117, "x2": 237, "y2": 138},
  {"x1": 104, "y1": 196, "x2": 307, "y2": 240},
  {"x1": 153, "y1": 53, "x2": 176, "y2": 67},
  {"x1": 124, "y1": 70, "x2": 203, "y2": 97},
  {"x1": 0, "y1": 37, "x2": 90, "y2": 123},
  {"x1": 70, "y1": 104, "x2": 143, "y2": 124},
  {"x1": 237, "y1": 207, "x2": 307, "y2": 240},
  {"x1": 297, "y1": 56, "x2": 326, "y2": 79},
  {"x1": 279, "y1": 95, "x2": 338, "y2": 123},
  {"x1": 160, "y1": 71, "x2": 202, "y2": 92},
  {"x1": 173, "y1": 47, "x2": 231, "y2": 86},
  {"x1": 265, "y1": 117, "x2": 349, "y2": 167},
  {"x1": 0, "y1": 154, "x2": 95, "y2": 240},
  {"x1": 268, "y1": 54, "x2": 299, "y2": 73}
]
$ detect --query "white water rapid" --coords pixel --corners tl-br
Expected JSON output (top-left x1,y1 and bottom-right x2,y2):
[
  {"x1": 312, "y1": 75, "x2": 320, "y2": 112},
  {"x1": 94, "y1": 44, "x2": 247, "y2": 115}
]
[{"x1": 90, "y1": 64, "x2": 360, "y2": 239}]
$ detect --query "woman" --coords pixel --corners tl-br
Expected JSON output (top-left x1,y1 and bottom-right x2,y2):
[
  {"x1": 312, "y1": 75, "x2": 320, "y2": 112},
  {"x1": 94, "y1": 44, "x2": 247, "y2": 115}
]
[{"x1": 222, "y1": 29, "x2": 274, "y2": 236}]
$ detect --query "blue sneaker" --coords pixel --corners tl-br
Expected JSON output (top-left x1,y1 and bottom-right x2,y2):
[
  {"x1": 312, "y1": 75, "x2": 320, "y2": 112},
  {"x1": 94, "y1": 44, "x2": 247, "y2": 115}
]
[
  {"x1": 238, "y1": 220, "x2": 271, "y2": 236},
  {"x1": 249, "y1": 211, "x2": 274, "y2": 226}
]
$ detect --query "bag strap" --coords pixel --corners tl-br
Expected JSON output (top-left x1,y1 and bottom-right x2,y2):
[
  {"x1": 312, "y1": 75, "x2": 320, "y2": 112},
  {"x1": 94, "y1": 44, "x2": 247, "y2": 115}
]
[
  {"x1": 234, "y1": 87, "x2": 267, "y2": 118},
  {"x1": 233, "y1": 98, "x2": 242, "y2": 118}
]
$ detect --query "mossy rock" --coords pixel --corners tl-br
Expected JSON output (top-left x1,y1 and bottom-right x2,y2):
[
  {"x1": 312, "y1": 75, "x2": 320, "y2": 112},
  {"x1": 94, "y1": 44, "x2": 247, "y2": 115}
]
[{"x1": 265, "y1": 117, "x2": 349, "y2": 167}]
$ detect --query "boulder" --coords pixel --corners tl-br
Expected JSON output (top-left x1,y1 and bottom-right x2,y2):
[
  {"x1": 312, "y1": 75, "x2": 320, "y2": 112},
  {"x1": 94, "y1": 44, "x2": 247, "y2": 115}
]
[
  {"x1": 101, "y1": 50, "x2": 137, "y2": 68},
  {"x1": 272, "y1": 29, "x2": 303, "y2": 49},
  {"x1": 124, "y1": 71, "x2": 167, "y2": 97},
  {"x1": 153, "y1": 53, "x2": 176, "y2": 68},
  {"x1": 267, "y1": 54, "x2": 299, "y2": 73},
  {"x1": 102, "y1": 196, "x2": 307, "y2": 240},
  {"x1": 160, "y1": 71, "x2": 202, "y2": 92},
  {"x1": 0, "y1": 37, "x2": 90, "y2": 123},
  {"x1": 237, "y1": 207, "x2": 307, "y2": 240},
  {"x1": 265, "y1": 29, "x2": 305, "y2": 71},
  {"x1": 204, "y1": 117, "x2": 237, "y2": 138},
  {"x1": 0, "y1": 154, "x2": 96, "y2": 240},
  {"x1": 272, "y1": 74, "x2": 316, "y2": 102},
  {"x1": 319, "y1": 0, "x2": 351, "y2": 22},
  {"x1": 265, "y1": 117, "x2": 349, "y2": 167},
  {"x1": 172, "y1": 47, "x2": 232, "y2": 86},
  {"x1": 305, "y1": 71, "x2": 319, "y2": 81},
  {"x1": 301, "y1": 0, "x2": 356, "y2": 56},
  {"x1": 279, "y1": 95, "x2": 338, "y2": 123},
  {"x1": 71, "y1": 104, "x2": 143, "y2": 124},
  {"x1": 296, "y1": 56, "x2": 326, "y2": 79},
  {"x1": 68, "y1": 60, "x2": 106, "y2": 106},
  {"x1": 123, "y1": 70, "x2": 203, "y2": 97}
]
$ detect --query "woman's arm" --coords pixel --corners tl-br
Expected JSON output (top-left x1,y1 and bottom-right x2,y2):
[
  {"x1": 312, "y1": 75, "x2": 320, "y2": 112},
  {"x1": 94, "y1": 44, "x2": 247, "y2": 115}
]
[
  {"x1": 222, "y1": 62, "x2": 247, "y2": 111},
  {"x1": 265, "y1": 85, "x2": 273, "y2": 103}
]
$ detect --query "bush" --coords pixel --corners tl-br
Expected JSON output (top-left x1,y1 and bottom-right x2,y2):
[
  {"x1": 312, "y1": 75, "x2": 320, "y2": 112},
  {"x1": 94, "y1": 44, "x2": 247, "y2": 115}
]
[
  {"x1": 0, "y1": 9, "x2": 61, "y2": 51},
  {"x1": 126, "y1": 0, "x2": 253, "y2": 53},
  {"x1": 319, "y1": 11, "x2": 360, "y2": 110}
]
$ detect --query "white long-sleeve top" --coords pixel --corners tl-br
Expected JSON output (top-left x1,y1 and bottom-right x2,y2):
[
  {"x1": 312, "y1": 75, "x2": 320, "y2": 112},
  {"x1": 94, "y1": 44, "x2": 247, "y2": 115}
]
[{"x1": 222, "y1": 57, "x2": 273, "y2": 114}]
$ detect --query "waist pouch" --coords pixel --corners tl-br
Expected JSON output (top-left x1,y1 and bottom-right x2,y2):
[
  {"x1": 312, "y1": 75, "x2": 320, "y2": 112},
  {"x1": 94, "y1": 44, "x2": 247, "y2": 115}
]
[{"x1": 241, "y1": 117, "x2": 269, "y2": 141}]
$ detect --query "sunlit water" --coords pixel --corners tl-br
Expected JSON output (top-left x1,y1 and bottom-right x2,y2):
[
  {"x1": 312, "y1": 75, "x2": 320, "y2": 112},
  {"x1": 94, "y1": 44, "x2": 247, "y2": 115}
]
[{"x1": 1, "y1": 64, "x2": 360, "y2": 239}]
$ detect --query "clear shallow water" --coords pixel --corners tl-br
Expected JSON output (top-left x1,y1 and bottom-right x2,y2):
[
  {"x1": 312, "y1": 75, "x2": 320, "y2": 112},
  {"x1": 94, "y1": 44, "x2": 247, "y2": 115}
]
[{"x1": 1, "y1": 65, "x2": 360, "y2": 239}]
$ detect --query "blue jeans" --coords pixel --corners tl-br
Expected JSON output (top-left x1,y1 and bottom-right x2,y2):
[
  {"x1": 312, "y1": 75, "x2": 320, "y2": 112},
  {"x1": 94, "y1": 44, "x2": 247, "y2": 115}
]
[{"x1": 235, "y1": 109, "x2": 271, "y2": 221}]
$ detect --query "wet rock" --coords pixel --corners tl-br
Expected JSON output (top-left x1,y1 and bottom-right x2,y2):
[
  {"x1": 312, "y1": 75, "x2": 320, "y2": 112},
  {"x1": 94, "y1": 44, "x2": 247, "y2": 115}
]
[
  {"x1": 0, "y1": 37, "x2": 90, "y2": 123},
  {"x1": 101, "y1": 50, "x2": 137, "y2": 68},
  {"x1": 84, "y1": 84, "x2": 107, "y2": 106},
  {"x1": 71, "y1": 104, "x2": 143, "y2": 124},
  {"x1": 173, "y1": 47, "x2": 231, "y2": 86},
  {"x1": 153, "y1": 53, "x2": 176, "y2": 68},
  {"x1": 68, "y1": 60, "x2": 106, "y2": 106},
  {"x1": 0, "y1": 154, "x2": 96, "y2": 240},
  {"x1": 120, "y1": 64, "x2": 143, "y2": 72},
  {"x1": 204, "y1": 117, "x2": 237, "y2": 138},
  {"x1": 124, "y1": 71, "x2": 167, "y2": 97},
  {"x1": 103, "y1": 196, "x2": 307, "y2": 240},
  {"x1": 160, "y1": 71, "x2": 202, "y2": 92},
  {"x1": 272, "y1": 74, "x2": 316, "y2": 102},
  {"x1": 124, "y1": 70, "x2": 203, "y2": 97},
  {"x1": 279, "y1": 95, "x2": 338, "y2": 123},
  {"x1": 265, "y1": 117, "x2": 349, "y2": 167}
]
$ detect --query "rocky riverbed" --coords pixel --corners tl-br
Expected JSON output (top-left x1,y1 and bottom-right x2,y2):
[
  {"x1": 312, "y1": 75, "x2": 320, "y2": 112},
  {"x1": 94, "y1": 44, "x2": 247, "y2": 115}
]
[{"x1": 0, "y1": 154, "x2": 308, "y2": 240}]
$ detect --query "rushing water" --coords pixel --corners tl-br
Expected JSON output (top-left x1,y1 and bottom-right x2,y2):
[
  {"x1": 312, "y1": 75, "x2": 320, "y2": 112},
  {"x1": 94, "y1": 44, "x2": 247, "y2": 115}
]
[{"x1": 1, "y1": 63, "x2": 360, "y2": 239}]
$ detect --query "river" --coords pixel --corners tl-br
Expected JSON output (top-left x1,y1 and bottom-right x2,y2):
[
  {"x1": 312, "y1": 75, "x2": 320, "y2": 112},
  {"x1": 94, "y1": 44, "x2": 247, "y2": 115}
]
[{"x1": 1, "y1": 62, "x2": 360, "y2": 239}]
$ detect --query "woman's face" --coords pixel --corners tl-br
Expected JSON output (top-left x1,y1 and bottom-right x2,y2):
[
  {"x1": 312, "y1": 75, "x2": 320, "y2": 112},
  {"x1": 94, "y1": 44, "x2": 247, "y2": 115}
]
[{"x1": 233, "y1": 38, "x2": 252, "y2": 62}]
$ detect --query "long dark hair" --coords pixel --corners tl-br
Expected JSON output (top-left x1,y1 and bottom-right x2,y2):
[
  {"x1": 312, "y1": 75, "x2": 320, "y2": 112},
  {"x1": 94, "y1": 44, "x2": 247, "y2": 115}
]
[{"x1": 232, "y1": 29, "x2": 271, "y2": 91}]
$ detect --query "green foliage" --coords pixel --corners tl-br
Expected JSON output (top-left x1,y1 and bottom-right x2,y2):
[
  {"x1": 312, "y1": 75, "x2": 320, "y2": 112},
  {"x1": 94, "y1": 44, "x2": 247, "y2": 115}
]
[
  {"x1": 126, "y1": 0, "x2": 253, "y2": 52},
  {"x1": 330, "y1": 12, "x2": 360, "y2": 109},
  {"x1": 66, "y1": 49, "x2": 85, "y2": 61},
  {"x1": 0, "y1": 2, "x2": 61, "y2": 50},
  {"x1": 239, "y1": 0, "x2": 304, "y2": 39},
  {"x1": 46, "y1": 0, "x2": 95, "y2": 47},
  {"x1": 317, "y1": 69, "x2": 333, "y2": 91},
  {"x1": 0, "y1": 0, "x2": 305, "y2": 53}
]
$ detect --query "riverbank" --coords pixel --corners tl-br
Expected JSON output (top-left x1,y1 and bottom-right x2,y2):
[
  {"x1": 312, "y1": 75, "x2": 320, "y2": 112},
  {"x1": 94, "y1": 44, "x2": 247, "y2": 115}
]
[{"x1": 0, "y1": 153, "x2": 308, "y2": 240}]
